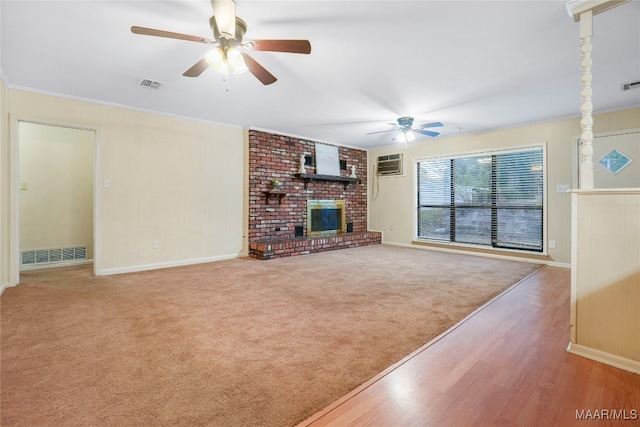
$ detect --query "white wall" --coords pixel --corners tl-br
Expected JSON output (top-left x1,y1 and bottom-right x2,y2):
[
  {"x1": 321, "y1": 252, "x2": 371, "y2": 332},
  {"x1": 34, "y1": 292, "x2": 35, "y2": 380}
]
[
  {"x1": 368, "y1": 108, "x2": 640, "y2": 265},
  {"x1": 5, "y1": 88, "x2": 246, "y2": 280},
  {"x1": 19, "y1": 122, "x2": 94, "y2": 260}
]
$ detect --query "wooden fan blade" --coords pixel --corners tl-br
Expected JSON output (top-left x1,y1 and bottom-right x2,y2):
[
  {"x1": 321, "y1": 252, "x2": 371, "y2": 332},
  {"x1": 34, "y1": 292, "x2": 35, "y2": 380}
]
[
  {"x1": 241, "y1": 53, "x2": 277, "y2": 85},
  {"x1": 212, "y1": 0, "x2": 236, "y2": 39},
  {"x1": 366, "y1": 129, "x2": 397, "y2": 135},
  {"x1": 247, "y1": 40, "x2": 311, "y2": 54},
  {"x1": 415, "y1": 129, "x2": 440, "y2": 137},
  {"x1": 131, "y1": 26, "x2": 214, "y2": 44},
  {"x1": 183, "y1": 58, "x2": 210, "y2": 77},
  {"x1": 419, "y1": 122, "x2": 444, "y2": 129}
]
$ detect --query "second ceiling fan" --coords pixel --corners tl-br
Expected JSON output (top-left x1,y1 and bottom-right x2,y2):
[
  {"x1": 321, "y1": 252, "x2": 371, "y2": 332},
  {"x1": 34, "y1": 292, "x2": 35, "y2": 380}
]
[
  {"x1": 131, "y1": 0, "x2": 311, "y2": 85},
  {"x1": 367, "y1": 117, "x2": 443, "y2": 143}
]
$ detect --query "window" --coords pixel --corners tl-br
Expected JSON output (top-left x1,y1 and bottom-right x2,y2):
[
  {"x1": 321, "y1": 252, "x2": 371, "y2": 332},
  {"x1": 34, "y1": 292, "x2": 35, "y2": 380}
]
[{"x1": 417, "y1": 147, "x2": 544, "y2": 252}]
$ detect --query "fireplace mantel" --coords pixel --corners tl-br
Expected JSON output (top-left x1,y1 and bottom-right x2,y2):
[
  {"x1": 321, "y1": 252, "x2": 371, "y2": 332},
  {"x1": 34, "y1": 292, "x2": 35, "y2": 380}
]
[{"x1": 293, "y1": 173, "x2": 360, "y2": 189}]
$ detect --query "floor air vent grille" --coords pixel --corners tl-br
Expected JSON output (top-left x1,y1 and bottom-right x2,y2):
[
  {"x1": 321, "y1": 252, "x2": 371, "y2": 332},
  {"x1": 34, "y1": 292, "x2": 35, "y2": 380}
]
[{"x1": 21, "y1": 246, "x2": 87, "y2": 266}]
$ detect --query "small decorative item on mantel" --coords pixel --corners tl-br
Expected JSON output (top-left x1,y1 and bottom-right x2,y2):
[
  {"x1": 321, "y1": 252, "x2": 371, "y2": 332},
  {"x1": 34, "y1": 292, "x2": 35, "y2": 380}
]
[
  {"x1": 270, "y1": 179, "x2": 283, "y2": 190},
  {"x1": 350, "y1": 165, "x2": 357, "y2": 178},
  {"x1": 299, "y1": 154, "x2": 307, "y2": 174}
]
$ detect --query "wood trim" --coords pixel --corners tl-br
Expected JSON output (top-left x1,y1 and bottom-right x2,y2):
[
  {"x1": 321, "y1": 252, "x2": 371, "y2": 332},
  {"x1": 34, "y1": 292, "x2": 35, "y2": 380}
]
[{"x1": 566, "y1": 0, "x2": 630, "y2": 22}]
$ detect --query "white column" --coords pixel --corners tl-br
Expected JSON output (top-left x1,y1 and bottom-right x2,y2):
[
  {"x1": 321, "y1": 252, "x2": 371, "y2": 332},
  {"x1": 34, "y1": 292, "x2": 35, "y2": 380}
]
[{"x1": 579, "y1": 10, "x2": 594, "y2": 189}]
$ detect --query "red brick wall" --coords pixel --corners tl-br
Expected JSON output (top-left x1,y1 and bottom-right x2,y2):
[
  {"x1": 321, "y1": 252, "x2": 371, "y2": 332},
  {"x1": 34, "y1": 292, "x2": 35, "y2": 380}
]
[{"x1": 248, "y1": 130, "x2": 368, "y2": 243}]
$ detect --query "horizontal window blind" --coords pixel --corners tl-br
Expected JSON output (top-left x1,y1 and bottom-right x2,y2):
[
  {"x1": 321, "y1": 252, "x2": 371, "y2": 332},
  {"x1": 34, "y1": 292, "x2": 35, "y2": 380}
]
[{"x1": 417, "y1": 147, "x2": 544, "y2": 252}]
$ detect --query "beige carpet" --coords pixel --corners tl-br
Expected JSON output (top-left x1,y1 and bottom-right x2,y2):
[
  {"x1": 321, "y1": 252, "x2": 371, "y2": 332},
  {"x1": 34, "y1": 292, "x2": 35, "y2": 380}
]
[{"x1": 1, "y1": 245, "x2": 540, "y2": 426}]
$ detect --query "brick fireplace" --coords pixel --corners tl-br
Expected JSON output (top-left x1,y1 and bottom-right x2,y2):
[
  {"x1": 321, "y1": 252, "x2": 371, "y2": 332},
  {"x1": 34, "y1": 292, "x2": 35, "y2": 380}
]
[{"x1": 248, "y1": 130, "x2": 381, "y2": 259}]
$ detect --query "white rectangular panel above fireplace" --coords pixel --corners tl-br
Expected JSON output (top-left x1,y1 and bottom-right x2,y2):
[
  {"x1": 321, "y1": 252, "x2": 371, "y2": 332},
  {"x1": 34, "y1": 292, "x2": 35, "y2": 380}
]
[{"x1": 307, "y1": 200, "x2": 346, "y2": 236}]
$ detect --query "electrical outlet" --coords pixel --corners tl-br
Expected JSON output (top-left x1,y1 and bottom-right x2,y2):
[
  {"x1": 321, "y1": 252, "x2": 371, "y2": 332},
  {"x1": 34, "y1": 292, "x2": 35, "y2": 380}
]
[
  {"x1": 549, "y1": 240, "x2": 556, "y2": 249},
  {"x1": 556, "y1": 184, "x2": 569, "y2": 193},
  {"x1": 152, "y1": 240, "x2": 158, "y2": 249}
]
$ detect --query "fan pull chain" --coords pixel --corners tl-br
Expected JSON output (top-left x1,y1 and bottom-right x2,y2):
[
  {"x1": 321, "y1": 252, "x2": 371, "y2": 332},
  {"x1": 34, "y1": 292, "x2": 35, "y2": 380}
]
[{"x1": 222, "y1": 76, "x2": 232, "y2": 93}]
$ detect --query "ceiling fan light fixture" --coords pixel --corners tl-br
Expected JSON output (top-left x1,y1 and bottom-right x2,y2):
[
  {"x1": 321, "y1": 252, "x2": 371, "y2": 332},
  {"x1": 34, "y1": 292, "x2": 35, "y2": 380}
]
[
  {"x1": 205, "y1": 47, "x2": 228, "y2": 74},
  {"x1": 396, "y1": 130, "x2": 415, "y2": 143},
  {"x1": 226, "y1": 47, "x2": 248, "y2": 74},
  {"x1": 205, "y1": 46, "x2": 247, "y2": 75}
]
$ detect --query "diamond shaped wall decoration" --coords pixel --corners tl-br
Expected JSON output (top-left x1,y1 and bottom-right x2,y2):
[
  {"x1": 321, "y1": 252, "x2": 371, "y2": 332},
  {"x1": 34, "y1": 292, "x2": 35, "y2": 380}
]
[{"x1": 598, "y1": 149, "x2": 633, "y2": 175}]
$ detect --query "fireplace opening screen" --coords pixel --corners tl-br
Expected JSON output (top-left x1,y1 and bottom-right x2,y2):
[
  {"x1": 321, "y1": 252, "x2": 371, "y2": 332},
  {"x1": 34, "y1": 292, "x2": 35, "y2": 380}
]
[{"x1": 307, "y1": 200, "x2": 346, "y2": 236}]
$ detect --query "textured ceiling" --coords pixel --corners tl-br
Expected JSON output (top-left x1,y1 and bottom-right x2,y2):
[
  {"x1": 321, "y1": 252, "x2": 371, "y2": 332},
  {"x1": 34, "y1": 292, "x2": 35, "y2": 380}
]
[{"x1": 1, "y1": 1, "x2": 639, "y2": 149}]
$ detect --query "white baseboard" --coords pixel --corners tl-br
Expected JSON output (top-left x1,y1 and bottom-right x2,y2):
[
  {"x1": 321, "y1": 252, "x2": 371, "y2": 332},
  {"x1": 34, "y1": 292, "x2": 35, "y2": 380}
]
[
  {"x1": 567, "y1": 342, "x2": 640, "y2": 375},
  {"x1": 97, "y1": 253, "x2": 241, "y2": 276},
  {"x1": 0, "y1": 282, "x2": 9, "y2": 296}
]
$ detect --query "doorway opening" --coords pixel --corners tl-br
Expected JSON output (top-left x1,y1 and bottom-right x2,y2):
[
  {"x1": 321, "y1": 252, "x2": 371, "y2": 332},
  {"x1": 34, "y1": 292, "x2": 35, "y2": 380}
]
[{"x1": 17, "y1": 121, "x2": 96, "y2": 277}]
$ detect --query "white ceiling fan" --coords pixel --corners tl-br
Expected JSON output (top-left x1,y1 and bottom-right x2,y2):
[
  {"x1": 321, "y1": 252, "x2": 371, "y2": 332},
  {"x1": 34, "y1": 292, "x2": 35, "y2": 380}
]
[{"x1": 367, "y1": 117, "x2": 444, "y2": 144}]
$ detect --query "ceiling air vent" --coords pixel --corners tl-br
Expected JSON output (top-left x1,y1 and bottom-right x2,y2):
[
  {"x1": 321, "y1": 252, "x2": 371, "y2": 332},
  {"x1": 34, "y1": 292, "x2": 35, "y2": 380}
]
[
  {"x1": 139, "y1": 79, "x2": 163, "y2": 89},
  {"x1": 620, "y1": 80, "x2": 640, "y2": 91}
]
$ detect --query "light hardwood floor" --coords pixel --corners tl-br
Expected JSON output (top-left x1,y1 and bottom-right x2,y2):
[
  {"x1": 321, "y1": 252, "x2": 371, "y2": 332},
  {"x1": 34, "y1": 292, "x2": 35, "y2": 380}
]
[{"x1": 299, "y1": 266, "x2": 640, "y2": 426}]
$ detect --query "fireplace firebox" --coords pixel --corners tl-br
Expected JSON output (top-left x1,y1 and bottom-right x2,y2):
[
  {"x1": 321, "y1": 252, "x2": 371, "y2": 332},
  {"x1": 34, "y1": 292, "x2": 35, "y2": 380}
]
[{"x1": 307, "y1": 200, "x2": 346, "y2": 236}]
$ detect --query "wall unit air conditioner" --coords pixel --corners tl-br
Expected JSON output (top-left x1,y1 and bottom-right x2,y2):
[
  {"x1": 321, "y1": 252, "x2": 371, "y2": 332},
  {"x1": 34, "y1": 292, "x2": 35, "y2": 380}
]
[{"x1": 376, "y1": 153, "x2": 403, "y2": 176}]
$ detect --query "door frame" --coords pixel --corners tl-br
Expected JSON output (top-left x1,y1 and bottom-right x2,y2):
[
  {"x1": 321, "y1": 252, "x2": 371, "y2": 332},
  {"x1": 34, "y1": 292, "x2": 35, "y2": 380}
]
[{"x1": 9, "y1": 116, "x2": 101, "y2": 285}]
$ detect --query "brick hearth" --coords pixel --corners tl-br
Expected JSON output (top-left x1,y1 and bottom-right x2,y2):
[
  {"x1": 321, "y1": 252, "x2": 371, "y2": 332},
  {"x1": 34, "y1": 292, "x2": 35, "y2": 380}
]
[
  {"x1": 248, "y1": 130, "x2": 380, "y2": 259},
  {"x1": 249, "y1": 231, "x2": 382, "y2": 260}
]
